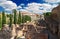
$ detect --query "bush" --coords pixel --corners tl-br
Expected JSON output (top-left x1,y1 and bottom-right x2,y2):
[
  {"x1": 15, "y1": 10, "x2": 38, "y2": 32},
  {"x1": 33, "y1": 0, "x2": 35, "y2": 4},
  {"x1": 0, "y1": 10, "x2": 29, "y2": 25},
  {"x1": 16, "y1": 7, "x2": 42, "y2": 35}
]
[
  {"x1": 43, "y1": 12, "x2": 51, "y2": 17},
  {"x1": 22, "y1": 15, "x2": 31, "y2": 23}
]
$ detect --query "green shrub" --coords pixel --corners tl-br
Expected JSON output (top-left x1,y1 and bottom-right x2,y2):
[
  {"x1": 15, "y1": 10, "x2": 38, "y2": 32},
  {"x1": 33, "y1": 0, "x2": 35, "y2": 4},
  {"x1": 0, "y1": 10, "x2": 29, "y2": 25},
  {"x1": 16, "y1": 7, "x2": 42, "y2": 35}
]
[
  {"x1": 43, "y1": 12, "x2": 51, "y2": 17},
  {"x1": 22, "y1": 15, "x2": 31, "y2": 23}
]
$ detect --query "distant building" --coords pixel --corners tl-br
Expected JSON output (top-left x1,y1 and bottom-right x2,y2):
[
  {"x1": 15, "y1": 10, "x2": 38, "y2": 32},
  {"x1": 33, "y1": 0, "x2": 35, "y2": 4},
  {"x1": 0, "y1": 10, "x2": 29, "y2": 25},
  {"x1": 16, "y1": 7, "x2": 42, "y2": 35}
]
[{"x1": 19, "y1": 11, "x2": 41, "y2": 22}]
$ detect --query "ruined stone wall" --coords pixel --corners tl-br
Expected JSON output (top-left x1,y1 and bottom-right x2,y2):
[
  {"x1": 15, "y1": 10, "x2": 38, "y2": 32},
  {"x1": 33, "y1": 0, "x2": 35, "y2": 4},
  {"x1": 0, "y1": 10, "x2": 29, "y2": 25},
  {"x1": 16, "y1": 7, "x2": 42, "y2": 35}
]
[{"x1": 51, "y1": 5, "x2": 60, "y2": 39}]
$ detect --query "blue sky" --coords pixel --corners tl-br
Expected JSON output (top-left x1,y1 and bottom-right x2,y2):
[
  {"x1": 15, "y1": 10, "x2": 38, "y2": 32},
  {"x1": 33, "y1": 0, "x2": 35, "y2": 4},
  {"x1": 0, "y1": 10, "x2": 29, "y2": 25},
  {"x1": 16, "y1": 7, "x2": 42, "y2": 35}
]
[
  {"x1": 0, "y1": 0, "x2": 60, "y2": 14},
  {"x1": 11, "y1": 0, "x2": 45, "y2": 6}
]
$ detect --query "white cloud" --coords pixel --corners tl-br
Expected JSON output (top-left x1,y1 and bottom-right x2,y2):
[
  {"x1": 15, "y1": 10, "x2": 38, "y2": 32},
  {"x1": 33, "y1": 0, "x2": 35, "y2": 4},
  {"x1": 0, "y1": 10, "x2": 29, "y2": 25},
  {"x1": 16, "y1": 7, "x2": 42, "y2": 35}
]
[
  {"x1": 0, "y1": 0, "x2": 17, "y2": 12},
  {"x1": 17, "y1": 6, "x2": 22, "y2": 11},
  {"x1": 19, "y1": 2, "x2": 58, "y2": 14},
  {"x1": 43, "y1": 0, "x2": 60, "y2": 3},
  {"x1": 0, "y1": 0, "x2": 10, "y2": 4},
  {"x1": 20, "y1": 9, "x2": 30, "y2": 12},
  {"x1": 17, "y1": 6, "x2": 22, "y2": 9},
  {"x1": 2, "y1": 1, "x2": 17, "y2": 9},
  {"x1": 20, "y1": 3, "x2": 25, "y2": 6},
  {"x1": 0, "y1": 0, "x2": 59, "y2": 14}
]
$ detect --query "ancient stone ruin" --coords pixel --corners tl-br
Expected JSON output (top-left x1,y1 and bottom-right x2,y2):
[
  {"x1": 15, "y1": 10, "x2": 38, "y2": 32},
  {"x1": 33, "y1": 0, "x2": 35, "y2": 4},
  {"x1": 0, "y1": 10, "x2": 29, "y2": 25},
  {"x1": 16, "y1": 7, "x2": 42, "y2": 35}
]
[
  {"x1": 0, "y1": 5, "x2": 60, "y2": 39},
  {"x1": 44, "y1": 5, "x2": 60, "y2": 39}
]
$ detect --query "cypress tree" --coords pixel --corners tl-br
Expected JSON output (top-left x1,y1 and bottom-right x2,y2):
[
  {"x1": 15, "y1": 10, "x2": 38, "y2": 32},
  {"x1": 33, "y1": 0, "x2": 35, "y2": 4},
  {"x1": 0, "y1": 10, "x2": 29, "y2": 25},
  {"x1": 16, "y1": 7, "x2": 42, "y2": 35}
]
[
  {"x1": 0, "y1": 14, "x2": 2, "y2": 30},
  {"x1": 17, "y1": 11, "x2": 21, "y2": 24},
  {"x1": 13, "y1": 9, "x2": 17, "y2": 24},
  {"x1": 2, "y1": 11, "x2": 6, "y2": 26},
  {"x1": 22, "y1": 15, "x2": 25, "y2": 23},
  {"x1": 9, "y1": 14, "x2": 12, "y2": 27}
]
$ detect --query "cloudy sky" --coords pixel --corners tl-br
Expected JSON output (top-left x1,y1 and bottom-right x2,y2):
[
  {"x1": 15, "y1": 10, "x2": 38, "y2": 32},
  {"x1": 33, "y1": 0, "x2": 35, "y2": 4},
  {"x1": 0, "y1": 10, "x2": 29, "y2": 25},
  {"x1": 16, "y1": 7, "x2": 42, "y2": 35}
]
[{"x1": 0, "y1": 0, "x2": 60, "y2": 14}]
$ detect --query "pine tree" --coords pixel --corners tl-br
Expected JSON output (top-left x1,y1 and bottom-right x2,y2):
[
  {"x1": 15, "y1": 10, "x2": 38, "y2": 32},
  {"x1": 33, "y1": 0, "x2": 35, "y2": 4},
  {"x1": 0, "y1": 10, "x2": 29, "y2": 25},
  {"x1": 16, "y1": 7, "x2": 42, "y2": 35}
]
[
  {"x1": 17, "y1": 11, "x2": 21, "y2": 24},
  {"x1": 13, "y1": 9, "x2": 17, "y2": 24},
  {"x1": 2, "y1": 11, "x2": 6, "y2": 26}
]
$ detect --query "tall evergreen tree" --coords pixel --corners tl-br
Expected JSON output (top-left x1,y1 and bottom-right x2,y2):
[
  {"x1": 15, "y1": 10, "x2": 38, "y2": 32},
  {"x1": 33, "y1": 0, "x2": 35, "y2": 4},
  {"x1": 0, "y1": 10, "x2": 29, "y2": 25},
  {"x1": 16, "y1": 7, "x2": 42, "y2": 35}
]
[
  {"x1": 17, "y1": 11, "x2": 21, "y2": 24},
  {"x1": 2, "y1": 11, "x2": 6, "y2": 26},
  {"x1": 0, "y1": 14, "x2": 2, "y2": 30},
  {"x1": 22, "y1": 15, "x2": 25, "y2": 23},
  {"x1": 13, "y1": 9, "x2": 17, "y2": 24},
  {"x1": 9, "y1": 14, "x2": 12, "y2": 27}
]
